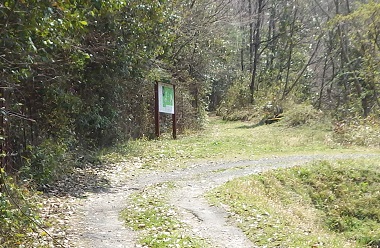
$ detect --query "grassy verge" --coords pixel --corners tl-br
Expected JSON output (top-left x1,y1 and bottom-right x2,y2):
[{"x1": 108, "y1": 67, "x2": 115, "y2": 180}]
[
  {"x1": 113, "y1": 113, "x2": 380, "y2": 247},
  {"x1": 121, "y1": 182, "x2": 209, "y2": 248},
  {"x1": 100, "y1": 115, "x2": 375, "y2": 171},
  {"x1": 207, "y1": 158, "x2": 380, "y2": 247}
]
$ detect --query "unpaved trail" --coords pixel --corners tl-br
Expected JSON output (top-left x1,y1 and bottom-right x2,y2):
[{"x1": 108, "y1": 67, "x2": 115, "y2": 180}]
[{"x1": 67, "y1": 153, "x2": 378, "y2": 248}]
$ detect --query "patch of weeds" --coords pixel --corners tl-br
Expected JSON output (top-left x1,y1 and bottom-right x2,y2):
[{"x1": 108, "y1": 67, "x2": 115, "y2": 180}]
[
  {"x1": 207, "y1": 158, "x2": 380, "y2": 247},
  {"x1": 99, "y1": 137, "x2": 149, "y2": 163},
  {"x1": 331, "y1": 116, "x2": 380, "y2": 147},
  {"x1": 208, "y1": 176, "x2": 347, "y2": 247},
  {"x1": 298, "y1": 159, "x2": 380, "y2": 246},
  {"x1": 280, "y1": 103, "x2": 326, "y2": 127},
  {"x1": 0, "y1": 171, "x2": 46, "y2": 247},
  {"x1": 221, "y1": 107, "x2": 261, "y2": 122},
  {"x1": 121, "y1": 182, "x2": 208, "y2": 248},
  {"x1": 100, "y1": 116, "x2": 377, "y2": 173},
  {"x1": 21, "y1": 138, "x2": 75, "y2": 186}
]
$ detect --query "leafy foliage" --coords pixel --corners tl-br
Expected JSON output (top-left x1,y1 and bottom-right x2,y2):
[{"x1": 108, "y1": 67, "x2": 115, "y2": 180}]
[
  {"x1": 21, "y1": 139, "x2": 73, "y2": 185},
  {"x1": 325, "y1": 2, "x2": 380, "y2": 118},
  {"x1": 1, "y1": 0, "x2": 219, "y2": 184},
  {"x1": 0, "y1": 170, "x2": 41, "y2": 247},
  {"x1": 332, "y1": 116, "x2": 380, "y2": 147},
  {"x1": 216, "y1": 74, "x2": 253, "y2": 118},
  {"x1": 281, "y1": 103, "x2": 326, "y2": 127}
]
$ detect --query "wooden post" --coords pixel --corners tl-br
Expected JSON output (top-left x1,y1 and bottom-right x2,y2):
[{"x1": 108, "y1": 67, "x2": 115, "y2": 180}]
[
  {"x1": 0, "y1": 87, "x2": 9, "y2": 173},
  {"x1": 172, "y1": 84, "x2": 177, "y2": 139},
  {"x1": 156, "y1": 82, "x2": 176, "y2": 139},
  {"x1": 0, "y1": 87, "x2": 5, "y2": 193},
  {"x1": 0, "y1": 87, "x2": 4, "y2": 170},
  {"x1": 154, "y1": 82, "x2": 160, "y2": 138}
]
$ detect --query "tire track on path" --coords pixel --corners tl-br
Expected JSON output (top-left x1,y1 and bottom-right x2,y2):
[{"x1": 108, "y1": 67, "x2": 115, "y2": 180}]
[{"x1": 70, "y1": 153, "x2": 379, "y2": 247}]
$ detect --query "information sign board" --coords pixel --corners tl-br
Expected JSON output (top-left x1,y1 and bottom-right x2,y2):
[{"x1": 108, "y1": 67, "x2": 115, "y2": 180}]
[{"x1": 158, "y1": 82, "x2": 175, "y2": 114}]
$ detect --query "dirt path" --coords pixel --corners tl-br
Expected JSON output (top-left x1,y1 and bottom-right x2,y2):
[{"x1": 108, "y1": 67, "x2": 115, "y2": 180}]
[{"x1": 65, "y1": 153, "x2": 378, "y2": 248}]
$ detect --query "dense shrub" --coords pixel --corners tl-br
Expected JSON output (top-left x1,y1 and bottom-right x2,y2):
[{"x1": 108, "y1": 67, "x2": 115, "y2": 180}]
[
  {"x1": 21, "y1": 139, "x2": 75, "y2": 185},
  {"x1": 332, "y1": 116, "x2": 380, "y2": 147},
  {"x1": 0, "y1": 170, "x2": 40, "y2": 247},
  {"x1": 1, "y1": 0, "x2": 211, "y2": 188},
  {"x1": 217, "y1": 75, "x2": 252, "y2": 119},
  {"x1": 281, "y1": 104, "x2": 326, "y2": 127}
]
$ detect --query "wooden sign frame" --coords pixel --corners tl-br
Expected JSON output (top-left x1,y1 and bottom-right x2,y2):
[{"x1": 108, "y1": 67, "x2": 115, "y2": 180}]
[{"x1": 155, "y1": 82, "x2": 176, "y2": 139}]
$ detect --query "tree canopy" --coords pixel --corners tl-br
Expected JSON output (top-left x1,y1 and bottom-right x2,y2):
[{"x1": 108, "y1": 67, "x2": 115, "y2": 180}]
[
  {"x1": 1, "y1": 0, "x2": 380, "y2": 179},
  {"x1": 1, "y1": 1, "x2": 380, "y2": 246}
]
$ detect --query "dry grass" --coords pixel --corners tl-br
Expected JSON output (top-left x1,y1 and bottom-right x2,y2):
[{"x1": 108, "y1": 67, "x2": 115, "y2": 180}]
[
  {"x1": 110, "y1": 113, "x2": 380, "y2": 247},
  {"x1": 207, "y1": 158, "x2": 380, "y2": 247},
  {"x1": 100, "y1": 114, "x2": 377, "y2": 172}
]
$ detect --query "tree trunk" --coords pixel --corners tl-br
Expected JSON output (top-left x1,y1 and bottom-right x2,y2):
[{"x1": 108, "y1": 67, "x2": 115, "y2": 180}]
[
  {"x1": 248, "y1": 0, "x2": 253, "y2": 72},
  {"x1": 250, "y1": 0, "x2": 264, "y2": 103},
  {"x1": 266, "y1": 5, "x2": 276, "y2": 71},
  {"x1": 240, "y1": 0, "x2": 246, "y2": 71},
  {"x1": 282, "y1": 8, "x2": 298, "y2": 100}
]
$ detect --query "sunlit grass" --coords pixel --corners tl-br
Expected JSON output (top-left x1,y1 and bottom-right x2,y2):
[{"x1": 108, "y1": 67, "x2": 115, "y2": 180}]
[
  {"x1": 121, "y1": 182, "x2": 208, "y2": 248},
  {"x1": 100, "y1": 116, "x2": 377, "y2": 171},
  {"x1": 114, "y1": 115, "x2": 380, "y2": 247},
  {"x1": 207, "y1": 158, "x2": 380, "y2": 247}
]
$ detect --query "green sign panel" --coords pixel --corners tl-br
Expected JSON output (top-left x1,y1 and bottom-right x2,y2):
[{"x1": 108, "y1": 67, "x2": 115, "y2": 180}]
[
  {"x1": 158, "y1": 83, "x2": 175, "y2": 114},
  {"x1": 162, "y1": 85, "x2": 174, "y2": 107}
]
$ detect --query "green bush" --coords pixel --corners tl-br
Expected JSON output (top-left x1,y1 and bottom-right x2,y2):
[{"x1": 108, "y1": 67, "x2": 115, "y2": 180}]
[
  {"x1": 281, "y1": 103, "x2": 326, "y2": 127},
  {"x1": 217, "y1": 75, "x2": 252, "y2": 119},
  {"x1": 220, "y1": 106, "x2": 260, "y2": 121},
  {"x1": 0, "y1": 169, "x2": 40, "y2": 247},
  {"x1": 332, "y1": 116, "x2": 380, "y2": 147},
  {"x1": 21, "y1": 139, "x2": 74, "y2": 185}
]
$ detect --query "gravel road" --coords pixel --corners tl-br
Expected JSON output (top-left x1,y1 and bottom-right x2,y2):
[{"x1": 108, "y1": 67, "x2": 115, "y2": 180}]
[{"x1": 66, "y1": 153, "x2": 378, "y2": 248}]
